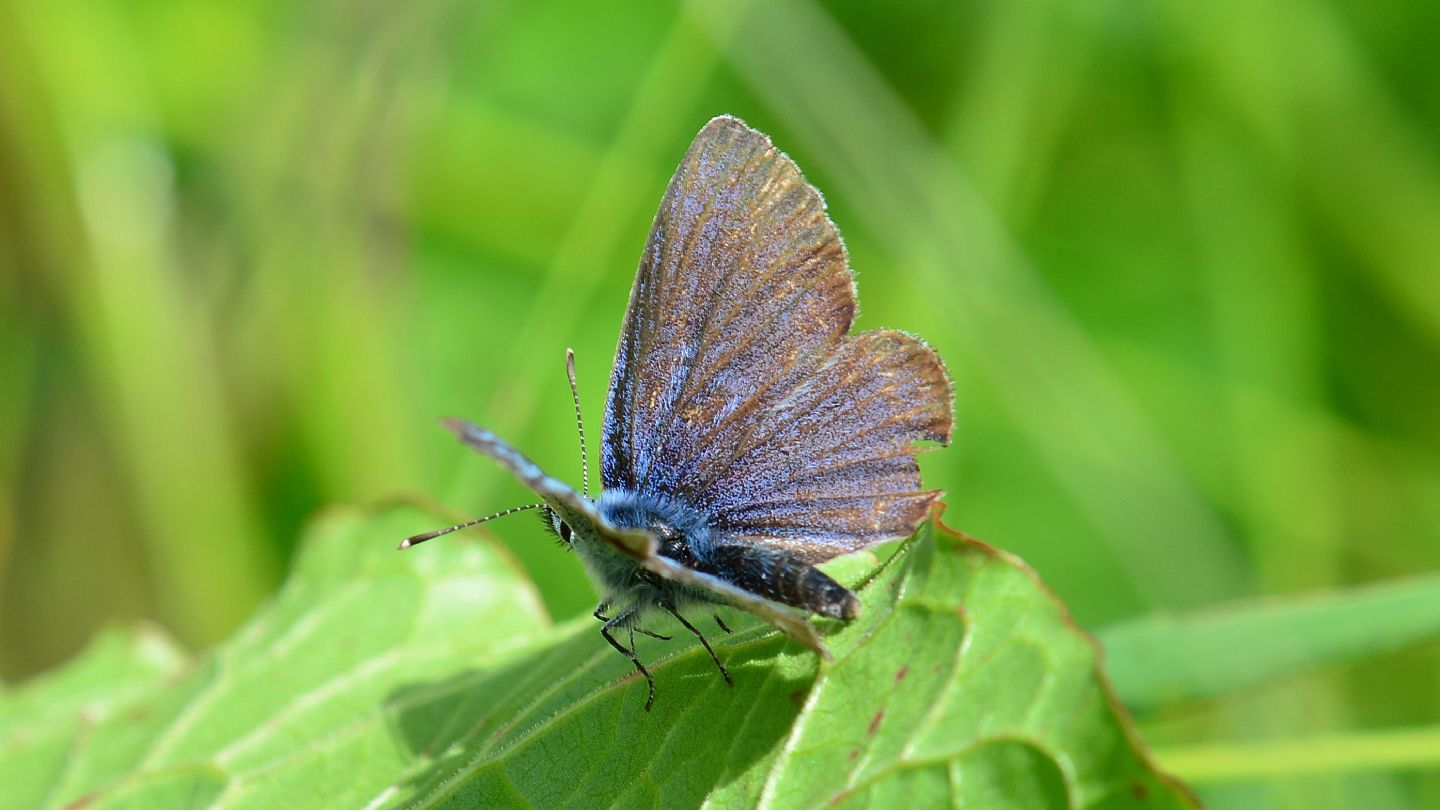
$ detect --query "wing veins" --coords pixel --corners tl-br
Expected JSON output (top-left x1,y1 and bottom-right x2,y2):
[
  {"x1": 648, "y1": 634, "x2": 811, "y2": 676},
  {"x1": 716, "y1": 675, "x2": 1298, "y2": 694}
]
[
  {"x1": 685, "y1": 346, "x2": 882, "y2": 496},
  {"x1": 630, "y1": 145, "x2": 758, "y2": 489},
  {"x1": 717, "y1": 489, "x2": 937, "y2": 513},
  {"x1": 637, "y1": 149, "x2": 782, "y2": 490},
  {"x1": 646, "y1": 248, "x2": 840, "y2": 488}
]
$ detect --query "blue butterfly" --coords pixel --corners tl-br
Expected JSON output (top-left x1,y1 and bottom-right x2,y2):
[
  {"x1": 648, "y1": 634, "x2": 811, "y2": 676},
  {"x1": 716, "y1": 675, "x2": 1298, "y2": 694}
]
[{"x1": 406, "y1": 116, "x2": 953, "y2": 710}]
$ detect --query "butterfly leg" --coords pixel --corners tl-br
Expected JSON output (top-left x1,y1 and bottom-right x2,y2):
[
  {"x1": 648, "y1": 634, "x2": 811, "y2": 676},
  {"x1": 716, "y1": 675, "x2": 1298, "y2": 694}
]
[
  {"x1": 713, "y1": 613, "x2": 732, "y2": 634},
  {"x1": 594, "y1": 602, "x2": 671, "y2": 640},
  {"x1": 662, "y1": 603, "x2": 732, "y2": 687},
  {"x1": 599, "y1": 608, "x2": 657, "y2": 711}
]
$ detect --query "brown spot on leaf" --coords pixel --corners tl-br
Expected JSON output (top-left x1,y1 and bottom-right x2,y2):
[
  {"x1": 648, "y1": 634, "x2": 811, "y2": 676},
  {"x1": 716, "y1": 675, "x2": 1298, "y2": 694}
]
[
  {"x1": 894, "y1": 666, "x2": 909, "y2": 684},
  {"x1": 867, "y1": 709, "x2": 884, "y2": 735},
  {"x1": 1130, "y1": 781, "x2": 1149, "y2": 801}
]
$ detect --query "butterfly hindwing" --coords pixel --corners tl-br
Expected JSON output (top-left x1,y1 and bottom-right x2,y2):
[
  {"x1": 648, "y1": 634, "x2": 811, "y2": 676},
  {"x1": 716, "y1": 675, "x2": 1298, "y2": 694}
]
[{"x1": 703, "y1": 329, "x2": 951, "y2": 563}]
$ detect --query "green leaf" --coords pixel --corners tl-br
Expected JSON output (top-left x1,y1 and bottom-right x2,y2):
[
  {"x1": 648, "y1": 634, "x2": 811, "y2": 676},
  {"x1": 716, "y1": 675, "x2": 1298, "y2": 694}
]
[
  {"x1": 0, "y1": 625, "x2": 189, "y2": 810},
  {"x1": 3, "y1": 507, "x2": 1192, "y2": 808},
  {"x1": 1100, "y1": 572, "x2": 1440, "y2": 714}
]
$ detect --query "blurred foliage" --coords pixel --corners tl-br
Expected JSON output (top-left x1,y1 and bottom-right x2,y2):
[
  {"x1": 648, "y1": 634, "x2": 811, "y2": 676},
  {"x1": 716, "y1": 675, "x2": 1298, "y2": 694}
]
[{"x1": 0, "y1": 0, "x2": 1437, "y2": 807}]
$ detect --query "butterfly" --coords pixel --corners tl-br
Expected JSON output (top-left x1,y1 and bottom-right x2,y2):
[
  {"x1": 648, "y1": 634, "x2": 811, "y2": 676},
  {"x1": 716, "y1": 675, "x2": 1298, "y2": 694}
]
[{"x1": 404, "y1": 115, "x2": 953, "y2": 710}]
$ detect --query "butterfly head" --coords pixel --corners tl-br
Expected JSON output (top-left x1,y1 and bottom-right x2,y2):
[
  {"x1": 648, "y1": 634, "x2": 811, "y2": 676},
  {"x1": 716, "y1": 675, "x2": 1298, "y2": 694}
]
[{"x1": 541, "y1": 505, "x2": 575, "y2": 546}]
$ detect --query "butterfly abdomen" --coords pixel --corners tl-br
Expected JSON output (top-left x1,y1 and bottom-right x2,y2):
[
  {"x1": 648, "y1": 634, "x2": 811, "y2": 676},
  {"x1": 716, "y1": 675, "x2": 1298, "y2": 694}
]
[{"x1": 705, "y1": 544, "x2": 860, "y2": 621}]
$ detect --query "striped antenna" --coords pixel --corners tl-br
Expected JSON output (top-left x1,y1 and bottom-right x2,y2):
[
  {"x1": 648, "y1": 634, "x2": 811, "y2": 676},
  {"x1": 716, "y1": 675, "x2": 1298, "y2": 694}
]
[
  {"x1": 566, "y1": 348, "x2": 591, "y2": 497},
  {"x1": 398, "y1": 503, "x2": 543, "y2": 549}
]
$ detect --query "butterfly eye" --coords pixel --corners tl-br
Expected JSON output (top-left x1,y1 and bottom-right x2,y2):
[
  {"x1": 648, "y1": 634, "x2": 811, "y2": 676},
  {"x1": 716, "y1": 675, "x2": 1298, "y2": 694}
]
[{"x1": 558, "y1": 522, "x2": 573, "y2": 542}]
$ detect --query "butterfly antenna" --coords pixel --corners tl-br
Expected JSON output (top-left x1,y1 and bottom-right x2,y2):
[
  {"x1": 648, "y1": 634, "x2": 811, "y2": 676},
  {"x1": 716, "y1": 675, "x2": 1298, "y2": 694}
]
[
  {"x1": 398, "y1": 503, "x2": 543, "y2": 549},
  {"x1": 566, "y1": 347, "x2": 591, "y2": 497}
]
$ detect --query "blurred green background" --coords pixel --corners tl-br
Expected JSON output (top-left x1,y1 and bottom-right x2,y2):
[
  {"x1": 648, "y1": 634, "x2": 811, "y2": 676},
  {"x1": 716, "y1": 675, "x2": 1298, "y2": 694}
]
[{"x1": 2, "y1": 0, "x2": 1439, "y2": 806}]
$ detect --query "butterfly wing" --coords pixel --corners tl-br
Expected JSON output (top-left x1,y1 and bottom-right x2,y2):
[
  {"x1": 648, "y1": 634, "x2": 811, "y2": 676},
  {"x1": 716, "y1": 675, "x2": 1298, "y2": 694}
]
[
  {"x1": 442, "y1": 419, "x2": 829, "y2": 657},
  {"x1": 602, "y1": 116, "x2": 952, "y2": 562}
]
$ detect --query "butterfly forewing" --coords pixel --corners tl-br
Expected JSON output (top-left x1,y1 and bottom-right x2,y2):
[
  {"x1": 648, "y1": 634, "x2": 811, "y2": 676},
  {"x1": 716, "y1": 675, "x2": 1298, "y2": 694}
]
[
  {"x1": 442, "y1": 419, "x2": 656, "y2": 559},
  {"x1": 602, "y1": 115, "x2": 855, "y2": 495},
  {"x1": 602, "y1": 116, "x2": 953, "y2": 562}
]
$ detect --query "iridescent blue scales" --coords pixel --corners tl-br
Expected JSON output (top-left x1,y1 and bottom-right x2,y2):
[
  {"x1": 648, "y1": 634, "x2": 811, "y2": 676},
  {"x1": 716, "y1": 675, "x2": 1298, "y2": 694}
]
[{"x1": 418, "y1": 116, "x2": 953, "y2": 710}]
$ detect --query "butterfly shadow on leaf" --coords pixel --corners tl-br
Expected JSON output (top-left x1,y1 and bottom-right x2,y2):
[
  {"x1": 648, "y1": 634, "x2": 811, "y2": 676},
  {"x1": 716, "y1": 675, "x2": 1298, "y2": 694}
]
[{"x1": 382, "y1": 614, "x2": 820, "y2": 807}]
